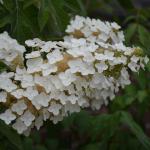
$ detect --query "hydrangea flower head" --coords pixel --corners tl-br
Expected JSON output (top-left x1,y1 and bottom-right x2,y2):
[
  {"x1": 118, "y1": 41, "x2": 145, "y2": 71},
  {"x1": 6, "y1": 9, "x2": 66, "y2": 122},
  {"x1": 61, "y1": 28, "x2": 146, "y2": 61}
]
[{"x1": 0, "y1": 16, "x2": 149, "y2": 135}]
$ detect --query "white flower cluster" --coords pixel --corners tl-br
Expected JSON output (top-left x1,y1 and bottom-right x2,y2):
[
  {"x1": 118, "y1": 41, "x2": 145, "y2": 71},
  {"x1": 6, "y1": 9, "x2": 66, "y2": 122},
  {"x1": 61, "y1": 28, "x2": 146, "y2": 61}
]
[
  {"x1": 0, "y1": 32, "x2": 25, "y2": 69},
  {"x1": 0, "y1": 16, "x2": 149, "y2": 135}
]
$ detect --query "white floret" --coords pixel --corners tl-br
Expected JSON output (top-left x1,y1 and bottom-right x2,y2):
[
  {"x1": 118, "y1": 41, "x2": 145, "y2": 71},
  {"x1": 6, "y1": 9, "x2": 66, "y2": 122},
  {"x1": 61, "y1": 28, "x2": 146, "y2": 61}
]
[
  {"x1": 41, "y1": 63, "x2": 57, "y2": 76},
  {"x1": 144, "y1": 56, "x2": 149, "y2": 64},
  {"x1": 11, "y1": 89, "x2": 24, "y2": 99},
  {"x1": 20, "y1": 110, "x2": 35, "y2": 127},
  {"x1": 95, "y1": 51, "x2": 114, "y2": 61},
  {"x1": 25, "y1": 38, "x2": 44, "y2": 47},
  {"x1": 0, "y1": 91, "x2": 7, "y2": 102},
  {"x1": 41, "y1": 41, "x2": 61, "y2": 52},
  {"x1": 26, "y1": 57, "x2": 43, "y2": 73},
  {"x1": 50, "y1": 114, "x2": 63, "y2": 124},
  {"x1": 0, "y1": 109, "x2": 16, "y2": 125},
  {"x1": 31, "y1": 92, "x2": 50, "y2": 109},
  {"x1": 12, "y1": 119, "x2": 28, "y2": 134},
  {"x1": 42, "y1": 109, "x2": 50, "y2": 121},
  {"x1": 48, "y1": 102, "x2": 62, "y2": 116},
  {"x1": 0, "y1": 32, "x2": 25, "y2": 65},
  {"x1": 34, "y1": 75, "x2": 55, "y2": 93},
  {"x1": 35, "y1": 115, "x2": 43, "y2": 130},
  {"x1": 47, "y1": 49, "x2": 63, "y2": 64},
  {"x1": 67, "y1": 94, "x2": 79, "y2": 104},
  {"x1": 58, "y1": 69, "x2": 76, "y2": 86},
  {"x1": 11, "y1": 100, "x2": 27, "y2": 115},
  {"x1": 0, "y1": 72, "x2": 17, "y2": 92},
  {"x1": 50, "y1": 75, "x2": 64, "y2": 90},
  {"x1": 23, "y1": 87, "x2": 38, "y2": 100},
  {"x1": 64, "y1": 102, "x2": 80, "y2": 113},
  {"x1": 25, "y1": 51, "x2": 41, "y2": 59},
  {"x1": 111, "y1": 22, "x2": 121, "y2": 30},
  {"x1": 15, "y1": 67, "x2": 34, "y2": 88},
  {"x1": 95, "y1": 62, "x2": 108, "y2": 73},
  {"x1": 68, "y1": 58, "x2": 95, "y2": 75}
]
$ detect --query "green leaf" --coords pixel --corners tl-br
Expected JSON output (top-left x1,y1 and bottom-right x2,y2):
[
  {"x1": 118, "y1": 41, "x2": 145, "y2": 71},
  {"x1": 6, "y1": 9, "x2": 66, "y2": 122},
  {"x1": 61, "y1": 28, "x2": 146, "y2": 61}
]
[
  {"x1": 0, "y1": 15, "x2": 11, "y2": 28},
  {"x1": 71, "y1": 111, "x2": 92, "y2": 134},
  {"x1": 63, "y1": 1, "x2": 80, "y2": 13},
  {"x1": 138, "y1": 25, "x2": 150, "y2": 50},
  {"x1": 125, "y1": 23, "x2": 137, "y2": 44},
  {"x1": 48, "y1": 0, "x2": 70, "y2": 36},
  {"x1": 76, "y1": 0, "x2": 87, "y2": 16},
  {"x1": 23, "y1": 138, "x2": 33, "y2": 150},
  {"x1": 111, "y1": 85, "x2": 137, "y2": 110},
  {"x1": 46, "y1": 138, "x2": 59, "y2": 150},
  {"x1": 64, "y1": 0, "x2": 87, "y2": 16},
  {"x1": 120, "y1": 111, "x2": 150, "y2": 150},
  {"x1": 0, "y1": 121, "x2": 23, "y2": 150},
  {"x1": 38, "y1": 0, "x2": 50, "y2": 31},
  {"x1": 3, "y1": 0, "x2": 15, "y2": 12},
  {"x1": 12, "y1": 5, "x2": 39, "y2": 43},
  {"x1": 90, "y1": 113, "x2": 120, "y2": 141},
  {"x1": 23, "y1": 0, "x2": 39, "y2": 9},
  {"x1": 134, "y1": 70, "x2": 148, "y2": 89},
  {"x1": 125, "y1": 85, "x2": 137, "y2": 96},
  {"x1": 123, "y1": 15, "x2": 136, "y2": 25},
  {"x1": 137, "y1": 90, "x2": 147, "y2": 103}
]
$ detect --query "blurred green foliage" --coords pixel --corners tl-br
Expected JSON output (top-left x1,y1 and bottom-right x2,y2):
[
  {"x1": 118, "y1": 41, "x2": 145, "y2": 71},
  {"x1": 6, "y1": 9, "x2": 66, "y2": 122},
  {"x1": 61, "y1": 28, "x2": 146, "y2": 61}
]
[{"x1": 0, "y1": 0, "x2": 150, "y2": 149}]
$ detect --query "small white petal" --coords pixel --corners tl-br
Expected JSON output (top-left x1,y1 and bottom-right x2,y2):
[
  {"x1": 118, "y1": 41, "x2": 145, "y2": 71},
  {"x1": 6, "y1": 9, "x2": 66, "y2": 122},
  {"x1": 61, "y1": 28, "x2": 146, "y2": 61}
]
[
  {"x1": 0, "y1": 109, "x2": 16, "y2": 125},
  {"x1": 0, "y1": 91, "x2": 7, "y2": 102},
  {"x1": 20, "y1": 110, "x2": 35, "y2": 127},
  {"x1": 47, "y1": 49, "x2": 63, "y2": 64},
  {"x1": 48, "y1": 102, "x2": 62, "y2": 116}
]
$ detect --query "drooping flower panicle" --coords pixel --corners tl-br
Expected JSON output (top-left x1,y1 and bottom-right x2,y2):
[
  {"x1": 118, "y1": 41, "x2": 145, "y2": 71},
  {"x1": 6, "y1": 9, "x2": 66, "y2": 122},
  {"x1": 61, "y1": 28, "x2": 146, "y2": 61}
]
[{"x1": 0, "y1": 16, "x2": 149, "y2": 135}]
